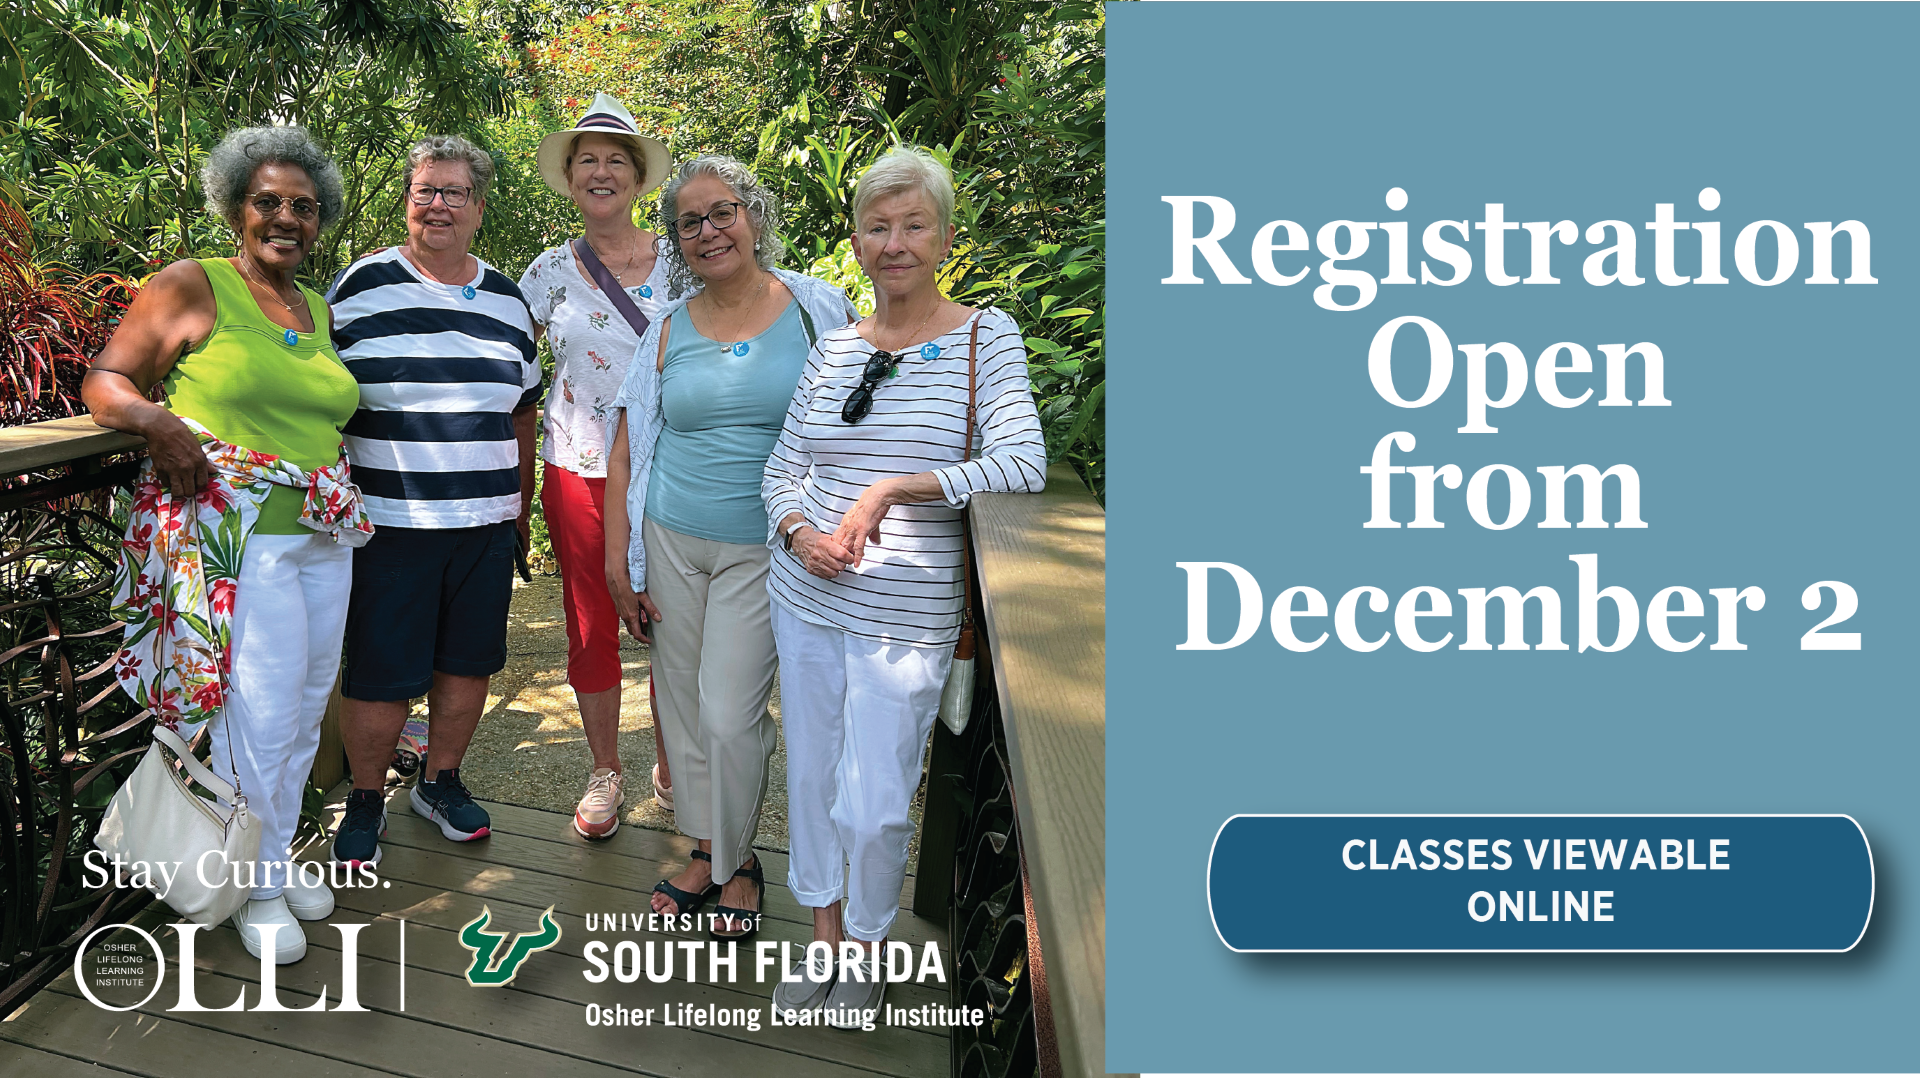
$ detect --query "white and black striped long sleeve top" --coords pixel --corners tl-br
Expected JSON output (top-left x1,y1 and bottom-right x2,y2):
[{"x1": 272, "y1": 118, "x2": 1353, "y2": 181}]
[{"x1": 763, "y1": 306, "x2": 1047, "y2": 646}]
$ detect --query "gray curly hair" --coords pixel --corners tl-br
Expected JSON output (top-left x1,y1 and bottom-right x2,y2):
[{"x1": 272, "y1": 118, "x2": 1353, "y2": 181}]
[
  {"x1": 405, "y1": 134, "x2": 497, "y2": 202},
  {"x1": 658, "y1": 154, "x2": 783, "y2": 298},
  {"x1": 201, "y1": 126, "x2": 347, "y2": 231}
]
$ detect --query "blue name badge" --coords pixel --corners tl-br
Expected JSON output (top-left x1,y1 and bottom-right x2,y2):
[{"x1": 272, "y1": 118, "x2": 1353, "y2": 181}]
[
  {"x1": 461, "y1": 284, "x2": 477, "y2": 300},
  {"x1": 283, "y1": 328, "x2": 299, "y2": 346},
  {"x1": 921, "y1": 342, "x2": 940, "y2": 360},
  {"x1": 1208, "y1": 815, "x2": 1873, "y2": 952}
]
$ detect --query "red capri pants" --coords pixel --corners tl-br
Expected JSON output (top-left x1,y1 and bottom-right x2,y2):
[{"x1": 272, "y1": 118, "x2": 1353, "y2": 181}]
[{"x1": 541, "y1": 462, "x2": 623, "y2": 694}]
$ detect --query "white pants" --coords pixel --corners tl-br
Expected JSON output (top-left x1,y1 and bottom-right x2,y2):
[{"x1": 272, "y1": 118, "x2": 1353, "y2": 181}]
[
  {"x1": 773, "y1": 600, "x2": 951, "y2": 941},
  {"x1": 207, "y1": 533, "x2": 352, "y2": 899}
]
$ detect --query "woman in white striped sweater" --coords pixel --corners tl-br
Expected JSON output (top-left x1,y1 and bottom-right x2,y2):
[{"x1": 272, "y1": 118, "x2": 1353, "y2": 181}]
[{"x1": 762, "y1": 146, "x2": 1046, "y2": 1025}]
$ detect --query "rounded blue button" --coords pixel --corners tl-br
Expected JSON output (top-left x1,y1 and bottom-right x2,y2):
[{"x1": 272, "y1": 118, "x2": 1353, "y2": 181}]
[
  {"x1": 732, "y1": 342, "x2": 750, "y2": 357},
  {"x1": 462, "y1": 285, "x2": 477, "y2": 300},
  {"x1": 284, "y1": 328, "x2": 299, "y2": 346},
  {"x1": 638, "y1": 284, "x2": 652, "y2": 298},
  {"x1": 921, "y1": 342, "x2": 941, "y2": 360}
]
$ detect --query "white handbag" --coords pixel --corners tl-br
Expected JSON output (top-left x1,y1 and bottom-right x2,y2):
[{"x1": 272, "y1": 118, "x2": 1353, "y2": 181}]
[
  {"x1": 94, "y1": 722, "x2": 259, "y2": 926},
  {"x1": 937, "y1": 313, "x2": 986, "y2": 737}
]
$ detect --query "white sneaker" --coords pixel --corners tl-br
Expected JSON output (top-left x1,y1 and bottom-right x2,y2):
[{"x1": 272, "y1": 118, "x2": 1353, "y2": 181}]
[
  {"x1": 771, "y1": 951, "x2": 835, "y2": 1013},
  {"x1": 282, "y1": 865, "x2": 336, "y2": 921},
  {"x1": 823, "y1": 954, "x2": 886, "y2": 1030},
  {"x1": 231, "y1": 896, "x2": 307, "y2": 964}
]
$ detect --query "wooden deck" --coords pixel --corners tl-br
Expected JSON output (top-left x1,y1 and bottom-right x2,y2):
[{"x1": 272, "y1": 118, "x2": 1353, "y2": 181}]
[{"x1": 0, "y1": 786, "x2": 952, "y2": 1078}]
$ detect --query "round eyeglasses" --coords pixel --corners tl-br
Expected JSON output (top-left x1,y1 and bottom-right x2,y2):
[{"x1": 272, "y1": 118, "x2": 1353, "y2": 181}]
[
  {"x1": 248, "y1": 193, "x2": 319, "y2": 220},
  {"x1": 673, "y1": 201, "x2": 747, "y2": 240}
]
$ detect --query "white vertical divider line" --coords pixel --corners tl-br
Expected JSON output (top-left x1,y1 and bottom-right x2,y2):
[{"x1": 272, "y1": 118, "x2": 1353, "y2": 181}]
[{"x1": 399, "y1": 918, "x2": 407, "y2": 1011}]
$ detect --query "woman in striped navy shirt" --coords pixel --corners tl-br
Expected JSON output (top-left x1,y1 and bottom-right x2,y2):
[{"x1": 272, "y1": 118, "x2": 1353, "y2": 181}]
[{"x1": 761, "y1": 147, "x2": 1046, "y2": 1025}]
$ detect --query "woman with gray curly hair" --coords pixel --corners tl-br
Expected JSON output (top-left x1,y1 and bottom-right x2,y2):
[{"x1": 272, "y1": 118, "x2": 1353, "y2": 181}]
[
  {"x1": 604, "y1": 154, "x2": 857, "y2": 939},
  {"x1": 83, "y1": 126, "x2": 367, "y2": 964}
]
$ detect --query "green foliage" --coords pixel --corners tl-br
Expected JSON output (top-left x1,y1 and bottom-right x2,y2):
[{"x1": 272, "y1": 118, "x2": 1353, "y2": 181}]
[
  {"x1": 0, "y1": 0, "x2": 520, "y2": 284},
  {"x1": 2, "y1": 0, "x2": 1105, "y2": 491},
  {"x1": 753, "y1": 0, "x2": 1107, "y2": 495}
]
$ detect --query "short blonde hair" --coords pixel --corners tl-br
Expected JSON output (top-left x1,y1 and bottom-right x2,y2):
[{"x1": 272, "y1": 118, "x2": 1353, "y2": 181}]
[
  {"x1": 852, "y1": 146, "x2": 954, "y2": 229},
  {"x1": 563, "y1": 132, "x2": 650, "y2": 189}
]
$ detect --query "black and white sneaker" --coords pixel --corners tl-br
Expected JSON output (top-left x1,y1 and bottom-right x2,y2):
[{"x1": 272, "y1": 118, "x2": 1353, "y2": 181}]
[
  {"x1": 410, "y1": 768, "x2": 492, "y2": 841},
  {"x1": 332, "y1": 788, "x2": 387, "y2": 867}
]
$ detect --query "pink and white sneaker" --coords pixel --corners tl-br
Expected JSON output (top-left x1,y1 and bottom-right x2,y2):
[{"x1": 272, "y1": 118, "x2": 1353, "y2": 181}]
[{"x1": 574, "y1": 767, "x2": 624, "y2": 839}]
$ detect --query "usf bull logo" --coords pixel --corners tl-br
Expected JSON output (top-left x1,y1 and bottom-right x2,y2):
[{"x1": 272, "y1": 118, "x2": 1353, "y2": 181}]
[{"x1": 459, "y1": 906, "x2": 561, "y2": 987}]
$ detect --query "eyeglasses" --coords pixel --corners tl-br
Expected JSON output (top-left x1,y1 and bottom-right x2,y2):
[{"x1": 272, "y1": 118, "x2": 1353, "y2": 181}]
[
  {"x1": 841, "y1": 350, "x2": 899, "y2": 423},
  {"x1": 408, "y1": 183, "x2": 473, "y2": 208},
  {"x1": 248, "y1": 193, "x2": 319, "y2": 220},
  {"x1": 673, "y1": 201, "x2": 746, "y2": 240}
]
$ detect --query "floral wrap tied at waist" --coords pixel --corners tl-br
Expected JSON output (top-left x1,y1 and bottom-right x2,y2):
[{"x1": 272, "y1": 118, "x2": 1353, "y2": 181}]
[{"x1": 111, "y1": 418, "x2": 373, "y2": 729}]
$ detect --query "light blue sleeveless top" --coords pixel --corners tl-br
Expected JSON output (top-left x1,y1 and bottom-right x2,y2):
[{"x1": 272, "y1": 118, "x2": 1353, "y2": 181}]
[{"x1": 645, "y1": 300, "x2": 808, "y2": 545}]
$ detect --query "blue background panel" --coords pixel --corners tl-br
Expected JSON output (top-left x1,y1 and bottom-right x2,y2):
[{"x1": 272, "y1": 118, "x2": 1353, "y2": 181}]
[{"x1": 1108, "y1": 2, "x2": 1918, "y2": 1071}]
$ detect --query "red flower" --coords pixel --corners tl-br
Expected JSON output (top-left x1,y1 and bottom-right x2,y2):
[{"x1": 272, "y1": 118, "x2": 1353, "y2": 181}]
[
  {"x1": 190, "y1": 680, "x2": 225, "y2": 713},
  {"x1": 122, "y1": 523, "x2": 154, "y2": 559},
  {"x1": 194, "y1": 481, "x2": 234, "y2": 514},
  {"x1": 115, "y1": 649, "x2": 142, "y2": 677},
  {"x1": 131, "y1": 479, "x2": 165, "y2": 517},
  {"x1": 209, "y1": 578, "x2": 237, "y2": 615}
]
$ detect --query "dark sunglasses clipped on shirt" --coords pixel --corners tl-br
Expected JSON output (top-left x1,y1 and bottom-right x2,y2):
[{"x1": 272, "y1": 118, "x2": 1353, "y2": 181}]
[{"x1": 841, "y1": 350, "x2": 900, "y2": 423}]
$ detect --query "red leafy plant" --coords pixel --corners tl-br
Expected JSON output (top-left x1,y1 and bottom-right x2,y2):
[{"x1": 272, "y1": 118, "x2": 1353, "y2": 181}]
[{"x1": 0, "y1": 196, "x2": 140, "y2": 426}]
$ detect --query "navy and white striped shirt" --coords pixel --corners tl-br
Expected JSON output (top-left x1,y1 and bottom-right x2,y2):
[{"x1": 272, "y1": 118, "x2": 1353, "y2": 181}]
[{"x1": 329, "y1": 249, "x2": 540, "y2": 529}]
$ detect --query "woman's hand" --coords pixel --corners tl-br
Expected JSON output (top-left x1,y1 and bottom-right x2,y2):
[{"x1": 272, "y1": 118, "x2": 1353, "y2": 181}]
[
  {"x1": 829, "y1": 479, "x2": 901, "y2": 568},
  {"x1": 608, "y1": 562, "x2": 664, "y2": 643},
  {"x1": 791, "y1": 527, "x2": 856, "y2": 579},
  {"x1": 141, "y1": 409, "x2": 213, "y2": 498}
]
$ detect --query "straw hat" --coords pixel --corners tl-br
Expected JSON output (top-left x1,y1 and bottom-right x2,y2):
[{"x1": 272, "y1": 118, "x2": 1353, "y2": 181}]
[{"x1": 536, "y1": 93, "x2": 671, "y2": 200}]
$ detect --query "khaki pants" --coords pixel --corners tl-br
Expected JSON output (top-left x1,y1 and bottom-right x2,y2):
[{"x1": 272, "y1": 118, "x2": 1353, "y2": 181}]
[{"x1": 642, "y1": 518, "x2": 778, "y2": 882}]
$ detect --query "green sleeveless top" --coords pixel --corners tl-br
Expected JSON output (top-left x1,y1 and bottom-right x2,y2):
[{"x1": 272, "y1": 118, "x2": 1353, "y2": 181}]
[{"x1": 161, "y1": 258, "x2": 360, "y2": 534}]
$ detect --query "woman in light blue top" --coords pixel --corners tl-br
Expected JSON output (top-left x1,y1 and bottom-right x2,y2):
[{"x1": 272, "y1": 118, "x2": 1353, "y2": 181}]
[
  {"x1": 605, "y1": 154, "x2": 857, "y2": 941},
  {"x1": 649, "y1": 299, "x2": 810, "y2": 541}
]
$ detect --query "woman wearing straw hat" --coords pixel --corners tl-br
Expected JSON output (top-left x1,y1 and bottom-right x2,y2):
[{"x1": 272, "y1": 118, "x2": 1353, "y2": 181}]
[{"x1": 518, "y1": 94, "x2": 677, "y2": 838}]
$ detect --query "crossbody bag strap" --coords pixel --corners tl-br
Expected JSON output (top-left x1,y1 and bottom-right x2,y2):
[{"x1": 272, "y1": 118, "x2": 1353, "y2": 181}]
[
  {"x1": 955, "y1": 311, "x2": 985, "y2": 657},
  {"x1": 573, "y1": 238, "x2": 653, "y2": 339}
]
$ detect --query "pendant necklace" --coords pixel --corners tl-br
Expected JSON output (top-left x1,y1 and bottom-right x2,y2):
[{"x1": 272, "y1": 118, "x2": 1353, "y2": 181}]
[
  {"x1": 242, "y1": 255, "x2": 304, "y2": 345},
  {"x1": 711, "y1": 274, "x2": 770, "y2": 356},
  {"x1": 875, "y1": 304, "x2": 939, "y2": 375}
]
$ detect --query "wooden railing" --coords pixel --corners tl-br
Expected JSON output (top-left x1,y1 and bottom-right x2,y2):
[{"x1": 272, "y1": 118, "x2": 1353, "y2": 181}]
[
  {"x1": 915, "y1": 462, "x2": 1112, "y2": 1078},
  {"x1": 0, "y1": 416, "x2": 153, "y2": 1012}
]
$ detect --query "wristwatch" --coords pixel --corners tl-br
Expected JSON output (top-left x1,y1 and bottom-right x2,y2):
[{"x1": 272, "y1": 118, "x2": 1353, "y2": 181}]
[{"x1": 782, "y1": 519, "x2": 808, "y2": 552}]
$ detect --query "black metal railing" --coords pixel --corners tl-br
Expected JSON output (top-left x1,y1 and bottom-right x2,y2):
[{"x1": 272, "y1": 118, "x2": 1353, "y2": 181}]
[
  {"x1": 916, "y1": 463, "x2": 1108, "y2": 1078},
  {"x1": 927, "y1": 650, "x2": 1035, "y2": 1078},
  {"x1": 0, "y1": 421, "x2": 153, "y2": 1012}
]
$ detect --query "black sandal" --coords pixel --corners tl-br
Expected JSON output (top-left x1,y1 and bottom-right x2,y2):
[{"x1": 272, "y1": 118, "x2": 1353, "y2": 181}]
[
  {"x1": 708, "y1": 856, "x2": 765, "y2": 941},
  {"x1": 653, "y1": 849, "x2": 720, "y2": 916}
]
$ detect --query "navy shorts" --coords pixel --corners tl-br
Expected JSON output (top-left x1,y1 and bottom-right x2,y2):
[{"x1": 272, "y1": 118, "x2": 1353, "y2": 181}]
[{"x1": 342, "y1": 522, "x2": 516, "y2": 701}]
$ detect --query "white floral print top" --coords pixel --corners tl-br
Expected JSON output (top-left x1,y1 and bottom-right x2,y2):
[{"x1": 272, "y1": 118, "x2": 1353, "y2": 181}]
[{"x1": 519, "y1": 241, "x2": 679, "y2": 477}]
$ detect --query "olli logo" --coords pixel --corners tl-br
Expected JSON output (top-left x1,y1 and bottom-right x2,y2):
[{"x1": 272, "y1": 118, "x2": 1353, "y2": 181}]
[{"x1": 458, "y1": 905, "x2": 561, "y2": 987}]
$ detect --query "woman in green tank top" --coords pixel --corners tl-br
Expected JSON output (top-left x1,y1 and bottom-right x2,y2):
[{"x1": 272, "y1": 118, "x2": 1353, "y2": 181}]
[{"x1": 84, "y1": 127, "x2": 363, "y2": 967}]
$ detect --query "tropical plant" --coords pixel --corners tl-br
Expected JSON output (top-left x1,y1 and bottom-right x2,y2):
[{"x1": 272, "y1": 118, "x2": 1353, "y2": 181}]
[
  {"x1": 0, "y1": 0, "x2": 521, "y2": 284},
  {"x1": 753, "y1": 0, "x2": 1107, "y2": 494},
  {"x1": 0, "y1": 195, "x2": 136, "y2": 424}
]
